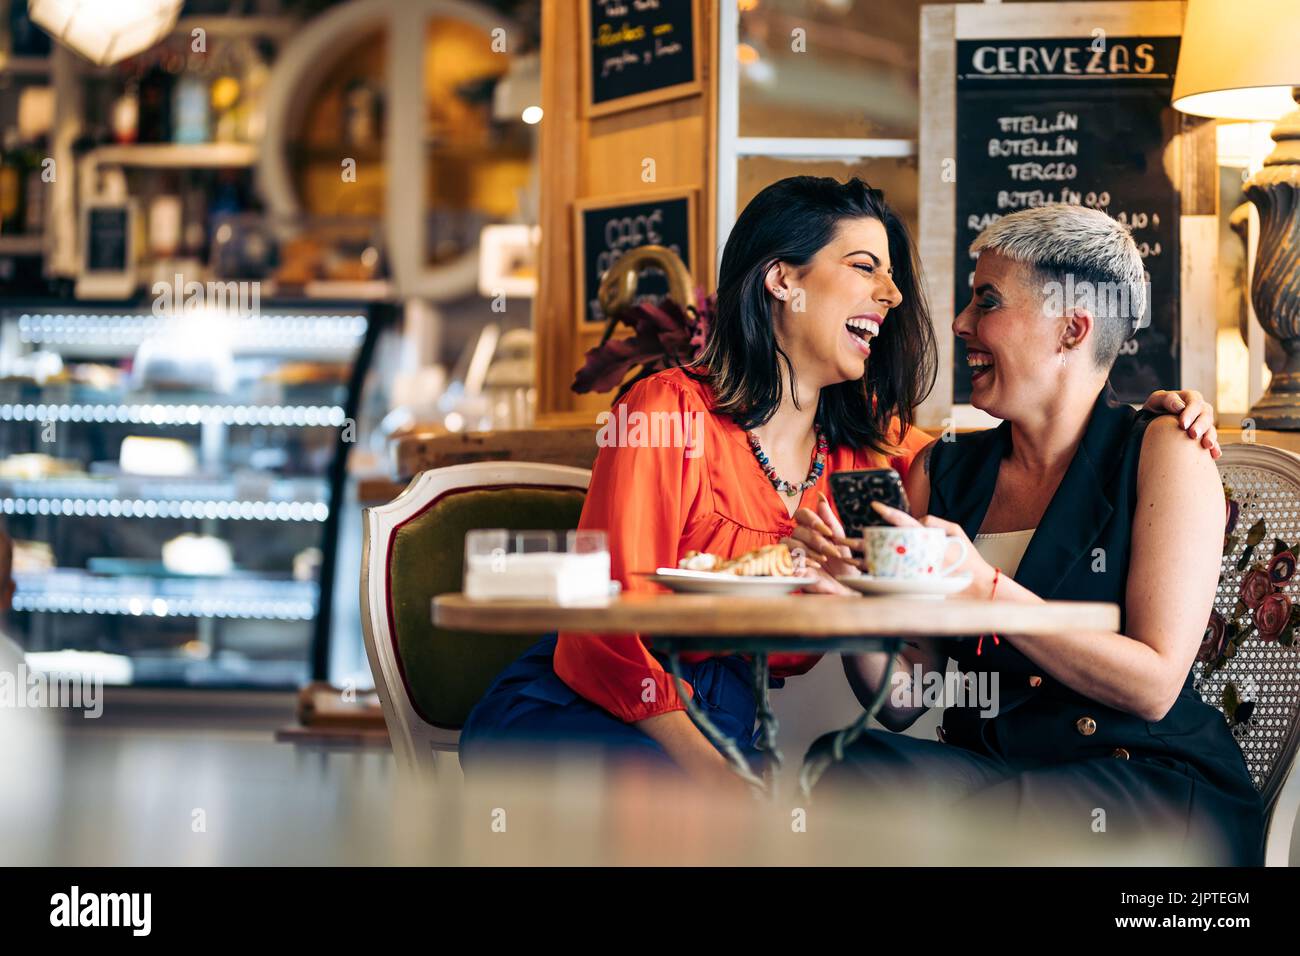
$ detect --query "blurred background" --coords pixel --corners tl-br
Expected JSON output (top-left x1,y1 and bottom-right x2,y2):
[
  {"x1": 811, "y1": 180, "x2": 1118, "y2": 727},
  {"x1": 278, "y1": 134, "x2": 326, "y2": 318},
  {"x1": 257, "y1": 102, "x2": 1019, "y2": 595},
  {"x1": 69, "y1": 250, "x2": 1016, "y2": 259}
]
[{"x1": 0, "y1": 0, "x2": 544, "y2": 692}]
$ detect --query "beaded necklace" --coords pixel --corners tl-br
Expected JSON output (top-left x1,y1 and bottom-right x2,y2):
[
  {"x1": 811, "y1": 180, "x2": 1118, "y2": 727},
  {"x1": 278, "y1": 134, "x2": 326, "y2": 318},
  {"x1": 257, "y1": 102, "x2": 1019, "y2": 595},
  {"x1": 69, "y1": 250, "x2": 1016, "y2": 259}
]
[{"x1": 746, "y1": 424, "x2": 828, "y2": 498}]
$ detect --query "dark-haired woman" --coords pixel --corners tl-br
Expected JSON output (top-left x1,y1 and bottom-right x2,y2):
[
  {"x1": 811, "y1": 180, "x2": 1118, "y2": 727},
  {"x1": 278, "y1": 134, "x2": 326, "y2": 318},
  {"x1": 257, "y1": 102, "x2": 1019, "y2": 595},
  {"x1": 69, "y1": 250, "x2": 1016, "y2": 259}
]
[{"x1": 458, "y1": 177, "x2": 1219, "y2": 790}]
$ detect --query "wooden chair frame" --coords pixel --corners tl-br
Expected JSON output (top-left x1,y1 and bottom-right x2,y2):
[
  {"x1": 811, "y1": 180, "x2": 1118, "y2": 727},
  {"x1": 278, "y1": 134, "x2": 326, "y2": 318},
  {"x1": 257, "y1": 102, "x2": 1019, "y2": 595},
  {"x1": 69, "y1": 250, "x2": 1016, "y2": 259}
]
[{"x1": 360, "y1": 461, "x2": 591, "y2": 778}]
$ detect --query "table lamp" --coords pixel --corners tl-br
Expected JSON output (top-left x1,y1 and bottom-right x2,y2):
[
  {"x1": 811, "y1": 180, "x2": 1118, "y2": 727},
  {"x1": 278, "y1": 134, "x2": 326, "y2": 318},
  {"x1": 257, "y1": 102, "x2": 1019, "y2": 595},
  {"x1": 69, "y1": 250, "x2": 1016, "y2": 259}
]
[{"x1": 1173, "y1": 0, "x2": 1300, "y2": 428}]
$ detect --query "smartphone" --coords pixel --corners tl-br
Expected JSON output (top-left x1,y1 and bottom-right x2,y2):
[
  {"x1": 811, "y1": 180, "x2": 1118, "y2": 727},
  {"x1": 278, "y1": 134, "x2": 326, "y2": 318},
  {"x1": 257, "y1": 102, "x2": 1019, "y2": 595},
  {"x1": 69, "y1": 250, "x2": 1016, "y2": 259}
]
[{"x1": 829, "y1": 468, "x2": 910, "y2": 539}]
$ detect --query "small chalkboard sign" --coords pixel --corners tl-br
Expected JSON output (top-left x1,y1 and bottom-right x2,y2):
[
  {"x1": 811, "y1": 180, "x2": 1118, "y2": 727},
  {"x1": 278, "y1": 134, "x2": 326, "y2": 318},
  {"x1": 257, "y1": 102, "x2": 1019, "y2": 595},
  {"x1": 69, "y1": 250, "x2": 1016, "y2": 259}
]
[
  {"x1": 86, "y1": 207, "x2": 129, "y2": 272},
  {"x1": 582, "y1": 0, "x2": 701, "y2": 117},
  {"x1": 574, "y1": 188, "x2": 697, "y2": 327},
  {"x1": 76, "y1": 199, "x2": 137, "y2": 300}
]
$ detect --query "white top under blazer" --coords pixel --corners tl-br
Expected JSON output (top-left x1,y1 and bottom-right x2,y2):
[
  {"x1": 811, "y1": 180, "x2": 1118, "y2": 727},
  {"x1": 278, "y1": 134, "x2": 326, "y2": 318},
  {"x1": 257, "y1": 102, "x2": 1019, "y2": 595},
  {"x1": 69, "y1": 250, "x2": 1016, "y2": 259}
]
[{"x1": 972, "y1": 528, "x2": 1036, "y2": 579}]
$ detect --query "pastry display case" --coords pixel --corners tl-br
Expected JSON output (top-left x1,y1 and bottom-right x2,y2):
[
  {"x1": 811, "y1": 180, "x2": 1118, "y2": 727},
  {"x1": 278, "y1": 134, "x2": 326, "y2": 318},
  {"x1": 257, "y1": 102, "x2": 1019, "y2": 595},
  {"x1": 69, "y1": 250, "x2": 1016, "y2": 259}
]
[{"x1": 0, "y1": 298, "x2": 391, "y2": 687}]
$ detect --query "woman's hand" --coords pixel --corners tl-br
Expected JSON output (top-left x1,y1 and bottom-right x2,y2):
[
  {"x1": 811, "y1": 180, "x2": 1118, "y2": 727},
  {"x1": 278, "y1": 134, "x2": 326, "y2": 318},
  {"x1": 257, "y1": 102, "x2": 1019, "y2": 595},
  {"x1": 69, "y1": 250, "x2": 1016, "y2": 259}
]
[
  {"x1": 785, "y1": 492, "x2": 861, "y2": 582},
  {"x1": 1142, "y1": 389, "x2": 1220, "y2": 459},
  {"x1": 864, "y1": 502, "x2": 998, "y2": 599},
  {"x1": 636, "y1": 711, "x2": 753, "y2": 798}
]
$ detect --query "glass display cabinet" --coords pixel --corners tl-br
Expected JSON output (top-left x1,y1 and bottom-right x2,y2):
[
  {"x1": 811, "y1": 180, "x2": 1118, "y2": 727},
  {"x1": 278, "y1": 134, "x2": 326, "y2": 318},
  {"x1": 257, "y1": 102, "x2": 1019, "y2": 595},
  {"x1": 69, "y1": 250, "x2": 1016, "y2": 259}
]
[{"x1": 0, "y1": 298, "x2": 391, "y2": 687}]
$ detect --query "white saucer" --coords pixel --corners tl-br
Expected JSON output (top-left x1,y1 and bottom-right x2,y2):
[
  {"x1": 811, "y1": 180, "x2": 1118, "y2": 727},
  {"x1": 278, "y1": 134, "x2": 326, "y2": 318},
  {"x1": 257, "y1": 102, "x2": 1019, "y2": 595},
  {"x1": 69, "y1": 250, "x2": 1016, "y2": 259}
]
[
  {"x1": 836, "y1": 573, "x2": 972, "y2": 598},
  {"x1": 642, "y1": 568, "x2": 814, "y2": 595}
]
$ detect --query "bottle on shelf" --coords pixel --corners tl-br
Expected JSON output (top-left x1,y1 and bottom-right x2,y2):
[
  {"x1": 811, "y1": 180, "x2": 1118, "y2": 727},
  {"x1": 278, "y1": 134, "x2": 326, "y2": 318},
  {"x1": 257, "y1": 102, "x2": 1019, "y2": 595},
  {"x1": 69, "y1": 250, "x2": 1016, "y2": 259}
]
[
  {"x1": 235, "y1": 40, "x2": 270, "y2": 143},
  {"x1": 0, "y1": 1, "x2": 10, "y2": 69},
  {"x1": 22, "y1": 134, "x2": 47, "y2": 234},
  {"x1": 148, "y1": 189, "x2": 183, "y2": 260},
  {"x1": 182, "y1": 181, "x2": 208, "y2": 260},
  {"x1": 137, "y1": 52, "x2": 175, "y2": 143},
  {"x1": 172, "y1": 48, "x2": 213, "y2": 145},
  {"x1": 111, "y1": 81, "x2": 141, "y2": 145},
  {"x1": 210, "y1": 41, "x2": 242, "y2": 145},
  {"x1": 1, "y1": 127, "x2": 27, "y2": 235}
]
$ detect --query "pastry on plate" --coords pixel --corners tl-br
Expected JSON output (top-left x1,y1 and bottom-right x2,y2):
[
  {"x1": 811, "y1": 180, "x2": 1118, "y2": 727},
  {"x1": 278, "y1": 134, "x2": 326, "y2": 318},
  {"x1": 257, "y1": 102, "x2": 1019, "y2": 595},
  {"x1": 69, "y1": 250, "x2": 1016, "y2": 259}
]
[
  {"x1": 678, "y1": 543, "x2": 798, "y2": 577},
  {"x1": 677, "y1": 550, "x2": 721, "y2": 572}
]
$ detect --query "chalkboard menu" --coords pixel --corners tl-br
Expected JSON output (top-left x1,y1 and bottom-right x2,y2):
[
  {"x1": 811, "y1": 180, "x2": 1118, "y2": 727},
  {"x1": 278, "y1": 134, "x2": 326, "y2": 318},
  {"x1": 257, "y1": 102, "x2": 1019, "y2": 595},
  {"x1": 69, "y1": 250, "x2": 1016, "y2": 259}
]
[
  {"x1": 576, "y1": 191, "x2": 694, "y2": 327},
  {"x1": 954, "y1": 35, "x2": 1182, "y2": 403},
  {"x1": 583, "y1": 0, "x2": 699, "y2": 116},
  {"x1": 86, "y1": 207, "x2": 130, "y2": 272}
]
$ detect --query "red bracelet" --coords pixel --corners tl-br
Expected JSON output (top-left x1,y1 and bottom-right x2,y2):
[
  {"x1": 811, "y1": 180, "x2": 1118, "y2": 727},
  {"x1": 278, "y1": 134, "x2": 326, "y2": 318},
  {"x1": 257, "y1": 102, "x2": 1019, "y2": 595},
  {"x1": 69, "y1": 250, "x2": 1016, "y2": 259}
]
[{"x1": 976, "y1": 567, "x2": 1002, "y2": 657}]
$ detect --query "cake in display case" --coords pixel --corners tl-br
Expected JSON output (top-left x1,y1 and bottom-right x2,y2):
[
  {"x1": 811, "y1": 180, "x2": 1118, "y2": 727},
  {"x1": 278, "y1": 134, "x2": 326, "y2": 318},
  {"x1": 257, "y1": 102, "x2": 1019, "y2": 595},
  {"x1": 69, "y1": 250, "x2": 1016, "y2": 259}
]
[{"x1": 0, "y1": 300, "x2": 388, "y2": 687}]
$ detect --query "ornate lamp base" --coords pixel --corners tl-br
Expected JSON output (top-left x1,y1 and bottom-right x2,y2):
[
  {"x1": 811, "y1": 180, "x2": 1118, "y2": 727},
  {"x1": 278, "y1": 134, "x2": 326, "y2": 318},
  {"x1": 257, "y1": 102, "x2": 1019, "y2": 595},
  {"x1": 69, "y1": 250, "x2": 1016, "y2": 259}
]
[
  {"x1": 1248, "y1": 342, "x2": 1300, "y2": 429},
  {"x1": 1245, "y1": 94, "x2": 1300, "y2": 429}
]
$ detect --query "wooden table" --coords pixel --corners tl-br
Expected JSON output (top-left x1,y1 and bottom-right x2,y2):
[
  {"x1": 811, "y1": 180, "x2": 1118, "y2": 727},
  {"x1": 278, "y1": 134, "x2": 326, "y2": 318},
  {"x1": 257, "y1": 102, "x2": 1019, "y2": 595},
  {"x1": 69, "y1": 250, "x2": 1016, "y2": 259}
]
[{"x1": 434, "y1": 592, "x2": 1120, "y2": 795}]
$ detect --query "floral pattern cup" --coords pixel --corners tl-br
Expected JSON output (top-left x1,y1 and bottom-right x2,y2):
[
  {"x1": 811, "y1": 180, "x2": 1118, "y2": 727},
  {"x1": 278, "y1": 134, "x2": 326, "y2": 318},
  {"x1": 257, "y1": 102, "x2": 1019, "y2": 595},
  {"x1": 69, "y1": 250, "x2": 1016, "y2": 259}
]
[{"x1": 860, "y1": 526, "x2": 969, "y2": 579}]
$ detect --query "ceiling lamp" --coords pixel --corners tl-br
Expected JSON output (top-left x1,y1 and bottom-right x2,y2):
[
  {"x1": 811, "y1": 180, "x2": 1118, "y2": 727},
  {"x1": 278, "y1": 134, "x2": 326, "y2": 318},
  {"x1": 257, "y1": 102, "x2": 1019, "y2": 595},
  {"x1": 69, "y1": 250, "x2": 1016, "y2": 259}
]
[{"x1": 28, "y1": 0, "x2": 183, "y2": 67}]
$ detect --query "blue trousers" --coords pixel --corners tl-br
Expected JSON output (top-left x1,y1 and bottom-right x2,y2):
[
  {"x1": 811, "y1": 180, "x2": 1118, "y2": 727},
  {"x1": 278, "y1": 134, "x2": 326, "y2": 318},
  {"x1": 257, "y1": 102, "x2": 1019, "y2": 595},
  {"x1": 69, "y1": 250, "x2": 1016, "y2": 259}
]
[{"x1": 459, "y1": 634, "x2": 764, "y2": 776}]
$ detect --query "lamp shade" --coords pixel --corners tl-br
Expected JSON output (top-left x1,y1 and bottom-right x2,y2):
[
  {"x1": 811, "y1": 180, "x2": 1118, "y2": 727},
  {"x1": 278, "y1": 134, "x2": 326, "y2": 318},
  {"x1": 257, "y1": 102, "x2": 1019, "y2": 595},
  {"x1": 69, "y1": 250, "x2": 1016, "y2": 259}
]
[
  {"x1": 1172, "y1": 0, "x2": 1300, "y2": 120},
  {"x1": 29, "y1": 0, "x2": 183, "y2": 67}
]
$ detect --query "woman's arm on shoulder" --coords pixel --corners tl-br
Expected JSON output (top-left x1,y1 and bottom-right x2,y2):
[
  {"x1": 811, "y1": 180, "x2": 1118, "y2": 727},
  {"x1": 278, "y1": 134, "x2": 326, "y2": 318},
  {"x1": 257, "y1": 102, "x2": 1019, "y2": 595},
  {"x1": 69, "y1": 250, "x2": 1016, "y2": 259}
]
[{"x1": 1140, "y1": 388, "x2": 1222, "y2": 459}]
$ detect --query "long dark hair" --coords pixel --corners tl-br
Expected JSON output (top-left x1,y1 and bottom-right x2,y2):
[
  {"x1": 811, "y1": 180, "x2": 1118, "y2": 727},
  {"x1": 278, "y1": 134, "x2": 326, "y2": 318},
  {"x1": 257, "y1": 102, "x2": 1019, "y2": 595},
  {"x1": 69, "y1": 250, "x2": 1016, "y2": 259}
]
[{"x1": 688, "y1": 176, "x2": 936, "y2": 454}]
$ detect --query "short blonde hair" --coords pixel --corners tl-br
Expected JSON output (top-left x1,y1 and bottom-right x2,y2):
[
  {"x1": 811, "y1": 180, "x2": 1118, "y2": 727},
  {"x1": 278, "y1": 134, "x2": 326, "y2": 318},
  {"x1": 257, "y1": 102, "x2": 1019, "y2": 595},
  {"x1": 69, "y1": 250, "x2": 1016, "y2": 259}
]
[{"x1": 971, "y1": 203, "x2": 1147, "y2": 368}]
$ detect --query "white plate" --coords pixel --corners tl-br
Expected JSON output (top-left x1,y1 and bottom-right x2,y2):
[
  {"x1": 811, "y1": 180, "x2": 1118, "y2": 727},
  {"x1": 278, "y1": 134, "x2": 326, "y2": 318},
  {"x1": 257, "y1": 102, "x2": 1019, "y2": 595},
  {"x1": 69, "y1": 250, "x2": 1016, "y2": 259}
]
[
  {"x1": 836, "y1": 573, "x2": 973, "y2": 598},
  {"x1": 642, "y1": 568, "x2": 814, "y2": 595}
]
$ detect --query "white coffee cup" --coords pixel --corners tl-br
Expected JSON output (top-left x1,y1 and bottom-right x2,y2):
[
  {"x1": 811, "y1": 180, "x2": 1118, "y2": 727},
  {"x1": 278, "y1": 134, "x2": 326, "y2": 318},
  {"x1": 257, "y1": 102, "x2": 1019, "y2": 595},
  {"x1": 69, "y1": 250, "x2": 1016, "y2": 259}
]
[{"x1": 860, "y1": 526, "x2": 968, "y2": 579}]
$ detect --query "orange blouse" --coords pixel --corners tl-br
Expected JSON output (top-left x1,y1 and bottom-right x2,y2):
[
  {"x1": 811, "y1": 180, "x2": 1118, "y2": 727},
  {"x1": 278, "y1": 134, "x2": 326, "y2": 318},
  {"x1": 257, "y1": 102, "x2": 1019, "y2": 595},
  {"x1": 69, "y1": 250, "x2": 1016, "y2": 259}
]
[{"x1": 553, "y1": 366, "x2": 933, "y2": 724}]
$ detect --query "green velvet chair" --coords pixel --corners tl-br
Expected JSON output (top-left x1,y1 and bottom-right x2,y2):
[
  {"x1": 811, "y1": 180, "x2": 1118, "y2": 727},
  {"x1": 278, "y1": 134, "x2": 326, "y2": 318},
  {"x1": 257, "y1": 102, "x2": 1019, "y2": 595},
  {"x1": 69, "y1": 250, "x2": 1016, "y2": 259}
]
[{"x1": 360, "y1": 462, "x2": 589, "y2": 777}]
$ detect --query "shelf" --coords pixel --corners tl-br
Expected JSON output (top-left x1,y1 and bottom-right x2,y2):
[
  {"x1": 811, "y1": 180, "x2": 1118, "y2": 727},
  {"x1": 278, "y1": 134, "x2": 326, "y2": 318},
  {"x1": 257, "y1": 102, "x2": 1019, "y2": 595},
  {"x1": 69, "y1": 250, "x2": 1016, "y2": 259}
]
[
  {"x1": 4, "y1": 56, "x2": 50, "y2": 77},
  {"x1": 0, "y1": 235, "x2": 44, "y2": 255},
  {"x1": 15, "y1": 309, "x2": 367, "y2": 358},
  {"x1": 0, "y1": 475, "x2": 330, "y2": 522},
  {"x1": 300, "y1": 280, "x2": 393, "y2": 301},
  {"x1": 129, "y1": 657, "x2": 308, "y2": 688},
  {"x1": 88, "y1": 143, "x2": 259, "y2": 169},
  {"x1": 2, "y1": 497, "x2": 327, "y2": 521},
  {"x1": 173, "y1": 16, "x2": 297, "y2": 39},
  {"x1": 0, "y1": 401, "x2": 346, "y2": 427},
  {"x1": 13, "y1": 570, "x2": 317, "y2": 621}
]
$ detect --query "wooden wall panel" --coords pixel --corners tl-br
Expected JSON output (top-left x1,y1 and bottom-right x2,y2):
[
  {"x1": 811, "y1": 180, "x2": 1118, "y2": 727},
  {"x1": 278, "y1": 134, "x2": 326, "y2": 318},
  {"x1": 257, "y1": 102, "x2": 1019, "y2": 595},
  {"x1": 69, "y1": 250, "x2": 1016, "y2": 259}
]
[{"x1": 535, "y1": 0, "x2": 717, "y2": 426}]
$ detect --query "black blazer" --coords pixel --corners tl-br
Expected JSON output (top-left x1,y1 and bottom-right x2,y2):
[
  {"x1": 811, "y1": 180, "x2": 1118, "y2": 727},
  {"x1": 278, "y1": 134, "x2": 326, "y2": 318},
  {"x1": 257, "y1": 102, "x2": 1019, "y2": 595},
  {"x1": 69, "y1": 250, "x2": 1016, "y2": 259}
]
[{"x1": 928, "y1": 384, "x2": 1257, "y2": 798}]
